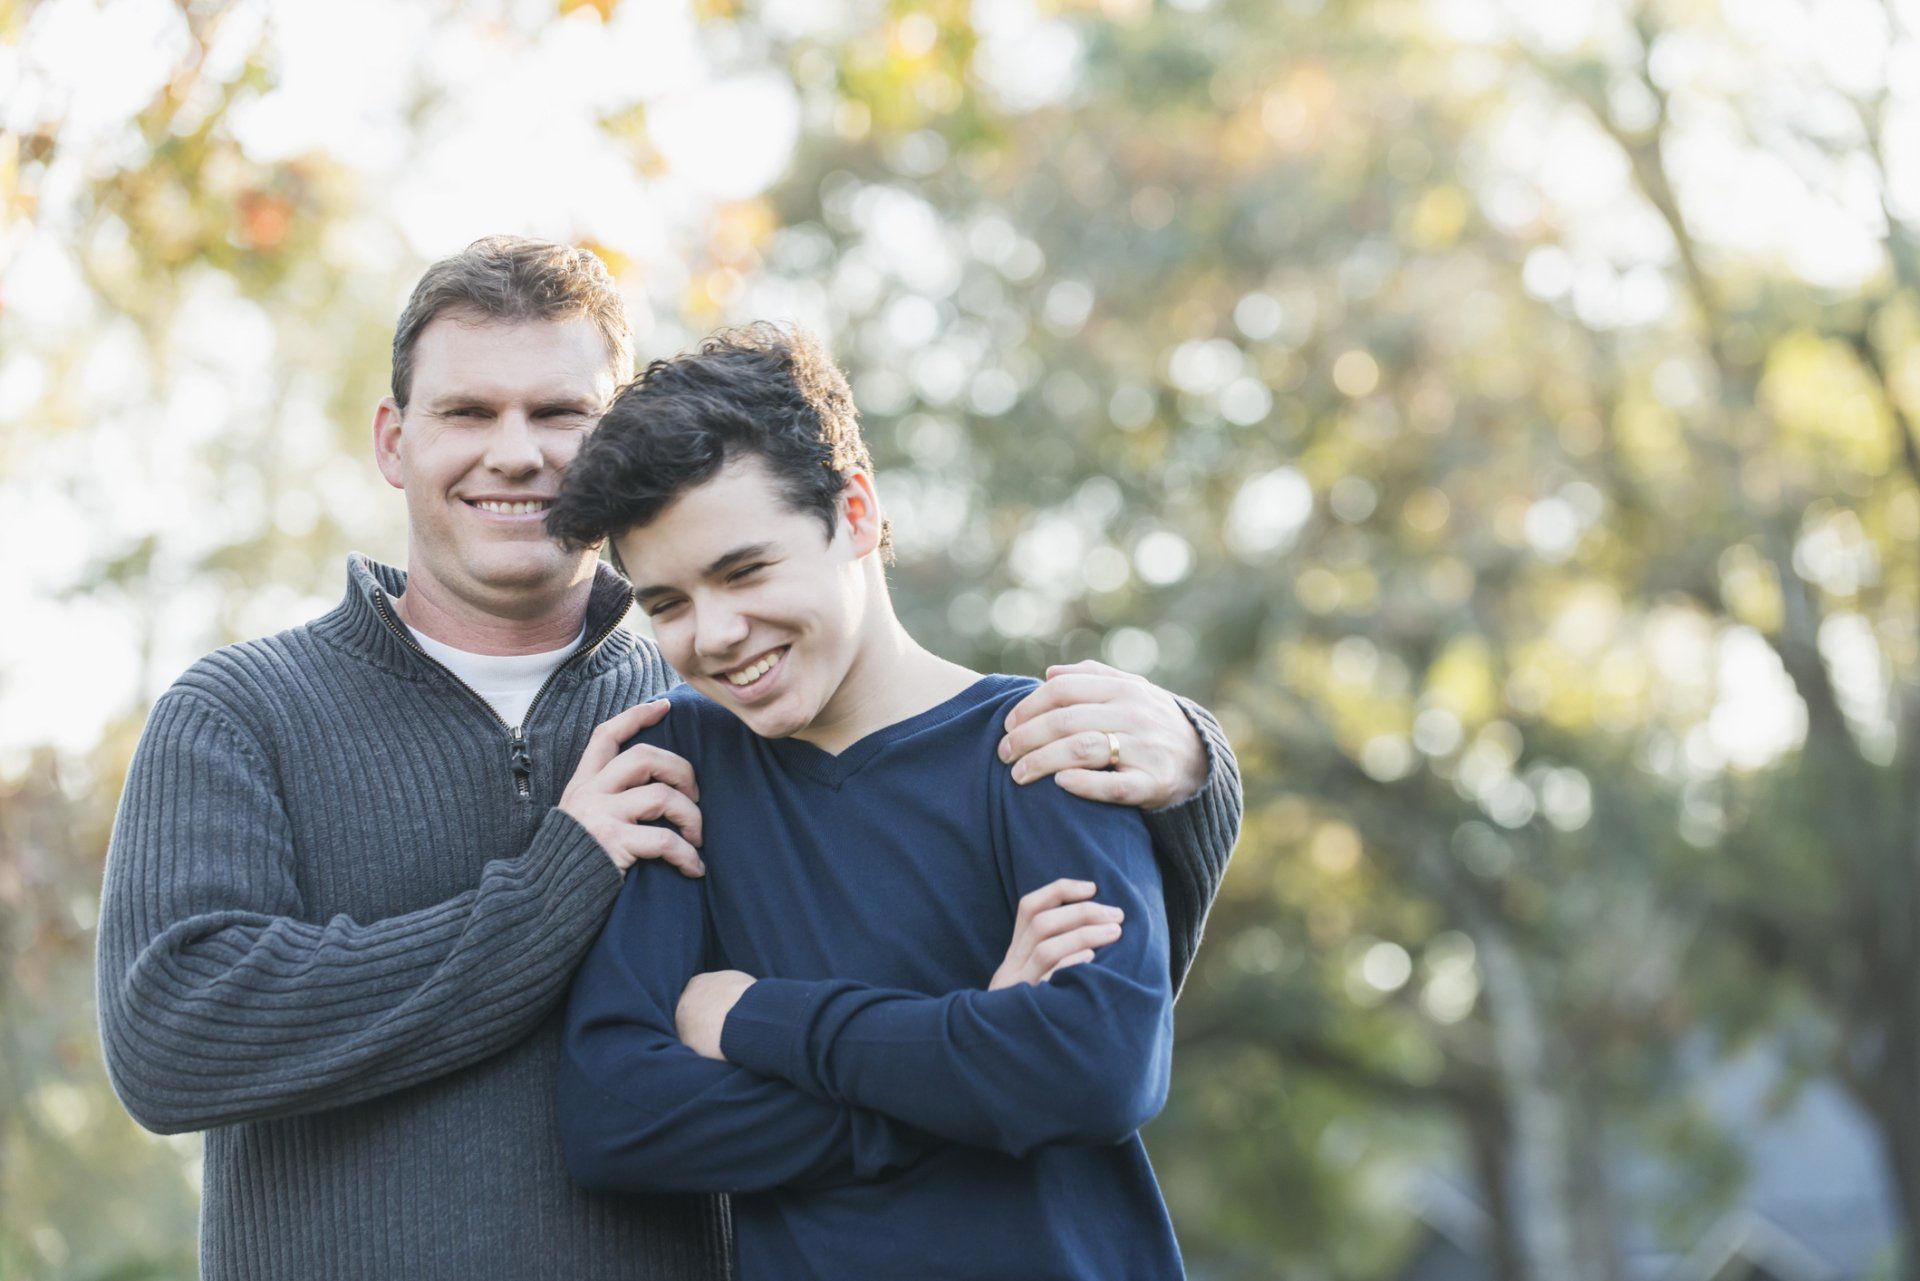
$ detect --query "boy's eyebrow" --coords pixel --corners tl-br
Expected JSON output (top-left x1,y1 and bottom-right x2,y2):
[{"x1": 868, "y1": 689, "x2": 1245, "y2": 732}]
[
  {"x1": 631, "y1": 542, "x2": 777, "y2": 602},
  {"x1": 701, "y1": 542, "x2": 777, "y2": 579}
]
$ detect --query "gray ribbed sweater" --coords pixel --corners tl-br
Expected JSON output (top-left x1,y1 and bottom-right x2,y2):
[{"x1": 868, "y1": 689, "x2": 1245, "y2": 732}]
[{"x1": 97, "y1": 554, "x2": 1240, "y2": 1280}]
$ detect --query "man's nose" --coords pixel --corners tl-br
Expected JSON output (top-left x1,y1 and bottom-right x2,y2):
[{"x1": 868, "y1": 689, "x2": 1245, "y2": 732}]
[{"x1": 482, "y1": 410, "x2": 544, "y2": 477}]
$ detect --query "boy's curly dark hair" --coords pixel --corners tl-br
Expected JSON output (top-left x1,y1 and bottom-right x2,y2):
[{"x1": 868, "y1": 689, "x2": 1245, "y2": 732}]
[{"x1": 546, "y1": 322, "x2": 892, "y2": 562}]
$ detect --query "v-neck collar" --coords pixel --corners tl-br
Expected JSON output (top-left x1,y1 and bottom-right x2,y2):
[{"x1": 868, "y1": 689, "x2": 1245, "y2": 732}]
[{"x1": 765, "y1": 674, "x2": 1023, "y2": 788}]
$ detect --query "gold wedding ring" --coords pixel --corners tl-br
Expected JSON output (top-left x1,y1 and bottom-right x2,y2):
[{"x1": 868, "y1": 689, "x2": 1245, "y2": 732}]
[{"x1": 1106, "y1": 732, "x2": 1122, "y2": 770}]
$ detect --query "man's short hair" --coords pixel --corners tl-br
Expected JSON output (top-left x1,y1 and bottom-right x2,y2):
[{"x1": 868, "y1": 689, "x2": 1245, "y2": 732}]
[
  {"x1": 390, "y1": 236, "x2": 634, "y2": 407},
  {"x1": 546, "y1": 322, "x2": 893, "y2": 560}
]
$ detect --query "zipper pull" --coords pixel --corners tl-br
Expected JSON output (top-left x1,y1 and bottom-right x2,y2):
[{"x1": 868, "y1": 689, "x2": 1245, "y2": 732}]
[{"x1": 509, "y1": 732, "x2": 534, "y2": 797}]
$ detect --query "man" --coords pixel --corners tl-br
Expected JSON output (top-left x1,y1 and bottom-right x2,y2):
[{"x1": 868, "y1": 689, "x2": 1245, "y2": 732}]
[
  {"x1": 97, "y1": 238, "x2": 1239, "y2": 1279},
  {"x1": 552, "y1": 323, "x2": 1189, "y2": 1279}
]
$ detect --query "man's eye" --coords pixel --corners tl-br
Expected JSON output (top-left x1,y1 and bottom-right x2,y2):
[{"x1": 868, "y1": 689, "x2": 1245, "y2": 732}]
[
  {"x1": 728, "y1": 564, "x2": 767, "y2": 582},
  {"x1": 647, "y1": 599, "x2": 686, "y2": 619}
]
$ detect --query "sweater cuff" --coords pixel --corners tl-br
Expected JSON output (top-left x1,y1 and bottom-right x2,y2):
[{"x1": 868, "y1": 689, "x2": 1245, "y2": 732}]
[
  {"x1": 524, "y1": 807, "x2": 626, "y2": 929},
  {"x1": 721, "y1": 976, "x2": 833, "y2": 1093},
  {"x1": 1142, "y1": 697, "x2": 1242, "y2": 997}
]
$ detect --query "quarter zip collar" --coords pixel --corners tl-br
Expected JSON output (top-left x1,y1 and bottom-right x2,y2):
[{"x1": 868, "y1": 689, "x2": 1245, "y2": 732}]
[{"x1": 314, "y1": 553, "x2": 638, "y2": 686}]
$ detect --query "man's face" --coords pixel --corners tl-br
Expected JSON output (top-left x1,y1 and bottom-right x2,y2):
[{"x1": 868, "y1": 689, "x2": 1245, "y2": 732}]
[
  {"x1": 374, "y1": 314, "x2": 618, "y2": 616},
  {"x1": 615, "y1": 456, "x2": 878, "y2": 744}
]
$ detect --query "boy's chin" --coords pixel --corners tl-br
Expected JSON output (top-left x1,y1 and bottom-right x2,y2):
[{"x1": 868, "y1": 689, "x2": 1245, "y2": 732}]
[{"x1": 703, "y1": 684, "x2": 813, "y2": 741}]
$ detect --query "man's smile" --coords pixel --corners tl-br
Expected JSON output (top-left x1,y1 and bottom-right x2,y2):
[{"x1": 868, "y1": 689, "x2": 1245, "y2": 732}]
[{"x1": 462, "y1": 495, "x2": 555, "y2": 521}]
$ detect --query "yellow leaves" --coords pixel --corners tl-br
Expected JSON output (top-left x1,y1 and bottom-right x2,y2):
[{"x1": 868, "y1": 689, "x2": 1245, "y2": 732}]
[
  {"x1": 0, "y1": 129, "x2": 27, "y2": 228},
  {"x1": 709, "y1": 198, "x2": 776, "y2": 265},
  {"x1": 830, "y1": 6, "x2": 976, "y2": 135},
  {"x1": 1717, "y1": 543, "x2": 1783, "y2": 633},
  {"x1": 558, "y1": 0, "x2": 618, "y2": 19},
  {"x1": 1759, "y1": 331, "x2": 1895, "y2": 475},
  {"x1": 1400, "y1": 486, "x2": 1451, "y2": 539},
  {"x1": 579, "y1": 239, "x2": 632, "y2": 279},
  {"x1": 1403, "y1": 184, "x2": 1468, "y2": 250},
  {"x1": 1331, "y1": 349, "x2": 1380, "y2": 397},
  {"x1": 1424, "y1": 635, "x2": 1499, "y2": 723},
  {"x1": 1309, "y1": 822, "x2": 1364, "y2": 876},
  {"x1": 1613, "y1": 395, "x2": 1688, "y2": 480},
  {"x1": 684, "y1": 266, "x2": 744, "y2": 317}
]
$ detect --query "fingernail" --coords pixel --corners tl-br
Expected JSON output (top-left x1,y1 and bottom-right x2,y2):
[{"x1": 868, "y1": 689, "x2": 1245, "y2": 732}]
[
  {"x1": 1012, "y1": 765, "x2": 1029, "y2": 784},
  {"x1": 998, "y1": 741, "x2": 1012, "y2": 763},
  {"x1": 1106, "y1": 907, "x2": 1125, "y2": 922},
  {"x1": 1098, "y1": 923, "x2": 1122, "y2": 936}
]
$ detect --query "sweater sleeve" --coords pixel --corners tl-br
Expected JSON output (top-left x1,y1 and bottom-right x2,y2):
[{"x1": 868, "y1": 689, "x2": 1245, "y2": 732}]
[
  {"x1": 96, "y1": 690, "x2": 624, "y2": 1134},
  {"x1": 719, "y1": 766, "x2": 1174, "y2": 1158},
  {"x1": 1143, "y1": 695, "x2": 1241, "y2": 996},
  {"x1": 557, "y1": 856, "x2": 934, "y2": 1195}
]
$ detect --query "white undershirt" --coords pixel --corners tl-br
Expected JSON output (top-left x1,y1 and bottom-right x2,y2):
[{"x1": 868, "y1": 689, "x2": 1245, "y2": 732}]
[{"x1": 407, "y1": 623, "x2": 586, "y2": 730}]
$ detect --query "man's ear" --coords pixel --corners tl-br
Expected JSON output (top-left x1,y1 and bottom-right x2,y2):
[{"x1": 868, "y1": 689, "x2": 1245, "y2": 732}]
[
  {"x1": 838, "y1": 471, "x2": 883, "y2": 558},
  {"x1": 372, "y1": 397, "x2": 406, "y2": 490}
]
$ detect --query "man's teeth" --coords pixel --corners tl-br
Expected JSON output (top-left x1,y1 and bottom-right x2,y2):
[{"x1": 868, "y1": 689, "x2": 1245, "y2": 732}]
[
  {"x1": 725, "y1": 649, "x2": 786, "y2": 686},
  {"x1": 473, "y1": 500, "x2": 550, "y2": 515}
]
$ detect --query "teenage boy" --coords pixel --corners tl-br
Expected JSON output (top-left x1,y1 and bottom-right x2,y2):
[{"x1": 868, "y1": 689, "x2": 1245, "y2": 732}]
[{"x1": 550, "y1": 324, "x2": 1191, "y2": 1279}]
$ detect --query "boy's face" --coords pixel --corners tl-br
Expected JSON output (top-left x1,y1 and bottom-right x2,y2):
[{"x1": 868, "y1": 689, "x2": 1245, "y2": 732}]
[{"x1": 616, "y1": 455, "x2": 880, "y2": 744}]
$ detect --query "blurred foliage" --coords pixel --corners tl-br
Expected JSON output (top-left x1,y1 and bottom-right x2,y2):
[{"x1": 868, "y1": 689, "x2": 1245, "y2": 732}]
[{"x1": 4, "y1": 0, "x2": 1919, "y2": 1278}]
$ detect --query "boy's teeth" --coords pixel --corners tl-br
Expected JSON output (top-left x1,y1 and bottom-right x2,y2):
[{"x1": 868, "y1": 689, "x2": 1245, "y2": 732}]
[
  {"x1": 725, "y1": 648, "x2": 785, "y2": 686},
  {"x1": 474, "y1": 500, "x2": 549, "y2": 515}
]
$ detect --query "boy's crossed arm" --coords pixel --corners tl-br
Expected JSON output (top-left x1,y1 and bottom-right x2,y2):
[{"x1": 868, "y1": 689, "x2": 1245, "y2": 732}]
[
  {"x1": 675, "y1": 779, "x2": 1174, "y2": 1160},
  {"x1": 557, "y1": 861, "x2": 1127, "y2": 1195}
]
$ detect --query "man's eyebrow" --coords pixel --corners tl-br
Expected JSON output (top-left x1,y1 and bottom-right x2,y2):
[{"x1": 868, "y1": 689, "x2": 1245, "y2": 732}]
[
  {"x1": 534, "y1": 395, "x2": 605, "y2": 413},
  {"x1": 419, "y1": 394, "x2": 492, "y2": 413},
  {"x1": 631, "y1": 542, "x2": 777, "y2": 604},
  {"x1": 417, "y1": 393, "x2": 604, "y2": 413}
]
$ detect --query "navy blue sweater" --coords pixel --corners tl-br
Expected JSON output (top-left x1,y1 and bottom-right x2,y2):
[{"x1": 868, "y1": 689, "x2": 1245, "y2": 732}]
[{"x1": 558, "y1": 675, "x2": 1184, "y2": 1280}]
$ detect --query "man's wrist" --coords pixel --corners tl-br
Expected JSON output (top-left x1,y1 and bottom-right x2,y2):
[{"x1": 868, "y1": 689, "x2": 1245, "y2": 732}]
[{"x1": 1151, "y1": 696, "x2": 1221, "y2": 813}]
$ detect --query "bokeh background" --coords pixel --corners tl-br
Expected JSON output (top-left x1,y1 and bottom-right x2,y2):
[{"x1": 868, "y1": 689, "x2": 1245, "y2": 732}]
[{"x1": 5, "y1": 0, "x2": 1919, "y2": 1277}]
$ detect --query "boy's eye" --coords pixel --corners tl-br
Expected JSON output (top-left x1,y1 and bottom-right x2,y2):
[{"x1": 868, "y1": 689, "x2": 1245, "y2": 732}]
[
  {"x1": 727, "y1": 564, "x2": 767, "y2": 583},
  {"x1": 646, "y1": 599, "x2": 686, "y2": 619}
]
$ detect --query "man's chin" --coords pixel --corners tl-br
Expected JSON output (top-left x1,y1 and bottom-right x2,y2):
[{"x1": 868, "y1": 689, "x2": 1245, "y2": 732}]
[{"x1": 458, "y1": 548, "x2": 592, "y2": 599}]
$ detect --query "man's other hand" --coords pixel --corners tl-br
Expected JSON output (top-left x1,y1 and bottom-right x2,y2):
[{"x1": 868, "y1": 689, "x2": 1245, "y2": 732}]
[
  {"x1": 676, "y1": 970, "x2": 756, "y2": 1060},
  {"x1": 989, "y1": 878, "x2": 1125, "y2": 990},
  {"x1": 559, "y1": 700, "x2": 706, "y2": 877},
  {"x1": 997, "y1": 660, "x2": 1209, "y2": 809}
]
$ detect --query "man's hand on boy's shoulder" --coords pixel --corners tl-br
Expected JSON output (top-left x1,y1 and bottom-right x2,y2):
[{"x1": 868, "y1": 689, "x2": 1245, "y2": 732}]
[
  {"x1": 559, "y1": 699, "x2": 708, "y2": 877},
  {"x1": 997, "y1": 660, "x2": 1209, "y2": 810}
]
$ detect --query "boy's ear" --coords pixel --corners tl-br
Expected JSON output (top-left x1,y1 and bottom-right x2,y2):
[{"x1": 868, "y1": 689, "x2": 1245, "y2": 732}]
[{"x1": 838, "y1": 472, "x2": 884, "y2": 557}]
